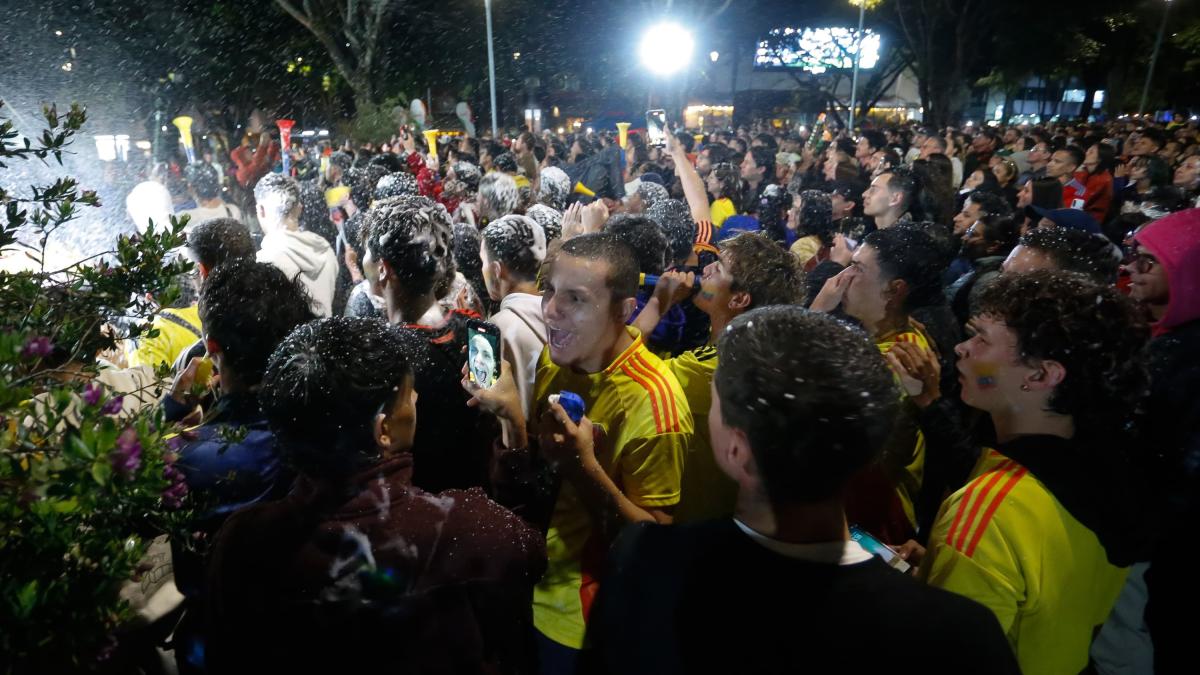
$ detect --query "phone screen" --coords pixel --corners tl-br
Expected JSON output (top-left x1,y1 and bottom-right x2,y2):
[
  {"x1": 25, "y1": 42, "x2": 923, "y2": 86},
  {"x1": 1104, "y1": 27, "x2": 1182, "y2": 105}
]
[
  {"x1": 849, "y1": 525, "x2": 912, "y2": 573},
  {"x1": 467, "y1": 320, "x2": 502, "y2": 388},
  {"x1": 646, "y1": 109, "x2": 667, "y2": 148}
]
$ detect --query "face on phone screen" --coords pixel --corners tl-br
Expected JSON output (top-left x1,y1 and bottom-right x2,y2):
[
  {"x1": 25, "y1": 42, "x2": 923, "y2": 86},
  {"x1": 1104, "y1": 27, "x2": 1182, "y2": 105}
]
[
  {"x1": 468, "y1": 324, "x2": 501, "y2": 388},
  {"x1": 646, "y1": 110, "x2": 667, "y2": 147}
]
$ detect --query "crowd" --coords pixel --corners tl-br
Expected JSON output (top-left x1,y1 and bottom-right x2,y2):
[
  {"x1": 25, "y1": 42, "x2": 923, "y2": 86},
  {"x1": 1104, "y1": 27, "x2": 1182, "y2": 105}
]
[{"x1": 92, "y1": 111, "x2": 1200, "y2": 675}]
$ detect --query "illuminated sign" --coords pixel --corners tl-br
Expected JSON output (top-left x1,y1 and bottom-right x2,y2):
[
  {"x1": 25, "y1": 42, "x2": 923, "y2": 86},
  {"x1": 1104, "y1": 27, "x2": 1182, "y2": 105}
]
[{"x1": 755, "y1": 27, "x2": 881, "y2": 73}]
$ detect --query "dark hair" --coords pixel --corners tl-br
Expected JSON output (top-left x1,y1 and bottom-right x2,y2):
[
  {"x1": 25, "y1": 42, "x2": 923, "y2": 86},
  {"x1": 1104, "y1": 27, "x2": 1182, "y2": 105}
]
[
  {"x1": 748, "y1": 146, "x2": 777, "y2": 183},
  {"x1": 753, "y1": 133, "x2": 778, "y2": 151},
  {"x1": 860, "y1": 130, "x2": 887, "y2": 153},
  {"x1": 645, "y1": 199, "x2": 696, "y2": 266},
  {"x1": 729, "y1": 137, "x2": 747, "y2": 155},
  {"x1": 186, "y1": 217, "x2": 255, "y2": 270},
  {"x1": 797, "y1": 189, "x2": 835, "y2": 245},
  {"x1": 721, "y1": 233, "x2": 805, "y2": 308},
  {"x1": 710, "y1": 162, "x2": 741, "y2": 201},
  {"x1": 715, "y1": 307, "x2": 898, "y2": 504},
  {"x1": 556, "y1": 232, "x2": 639, "y2": 302},
  {"x1": 864, "y1": 226, "x2": 946, "y2": 313},
  {"x1": 298, "y1": 185, "x2": 338, "y2": 250},
  {"x1": 925, "y1": 135, "x2": 949, "y2": 153},
  {"x1": 1090, "y1": 142, "x2": 1117, "y2": 175},
  {"x1": 975, "y1": 213, "x2": 1021, "y2": 254},
  {"x1": 198, "y1": 261, "x2": 316, "y2": 384},
  {"x1": 367, "y1": 152, "x2": 405, "y2": 173},
  {"x1": 1138, "y1": 127, "x2": 1167, "y2": 150},
  {"x1": 482, "y1": 214, "x2": 546, "y2": 281},
  {"x1": 260, "y1": 317, "x2": 416, "y2": 478},
  {"x1": 966, "y1": 190, "x2": 1013, "y2": 218},
  {"x1": 1059, "y1": 146, "x2": 1085, "y2": 169},
  {"x1": 702, "y1": 143, "x2": 732, "y2": 165},
  {"x1": 493, "y1": 151, "x2": 519, "y2": 174},
  {"x1": 1018, "y1": 228, "x2": 1120, "y2": 283},
  {"x1": 604, "y1": 214, "x2": 668, "y2": 275},
  {"x1": 674, "y1": 130, "x2": 696, "y2": 153},
  {"x1": 342, "y1": 211, "x2": 368, "y2": 263},
  {"x1": 881, "y1": 166, "x2": 921, "y2": 216},
  {"x1": 184, "y1": 163, "x2": 222, "y2": 200},
  {"x1": 1029, "y1": 178, "x2": 1064, "y2": 211},
  {"x1": 1140, "y1": 155, "x2": 1171, "y2": 187},
  {"x1": 363, "y1": 195, "x2": 456, "y2": 297},
  {"x1": 973, "y1": 270, "x2": 1148, "y2": 435}
]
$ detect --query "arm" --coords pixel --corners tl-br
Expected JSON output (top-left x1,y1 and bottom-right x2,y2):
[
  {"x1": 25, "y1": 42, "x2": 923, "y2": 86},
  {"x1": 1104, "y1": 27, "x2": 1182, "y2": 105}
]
[
  {"x1": 666, "y1": 127, "x2": 711, "y2": 223},
  {"x1": 632, "y1": 271, "x2": 695, "y2": 338}
]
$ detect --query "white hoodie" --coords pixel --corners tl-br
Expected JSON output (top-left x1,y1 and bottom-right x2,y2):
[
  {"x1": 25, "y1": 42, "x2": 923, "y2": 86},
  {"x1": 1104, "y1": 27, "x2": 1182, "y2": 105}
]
[
  {"x1": 257, "y1": 229, "x2": 339, "y2": 317},
  {"x1": 490, "y1": 292, "x2": 547, "y2": 418}
]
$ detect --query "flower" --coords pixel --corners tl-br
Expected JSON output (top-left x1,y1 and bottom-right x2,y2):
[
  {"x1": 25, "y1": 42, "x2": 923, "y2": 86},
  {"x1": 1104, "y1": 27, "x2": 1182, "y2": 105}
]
[
  {"x1": 162, "y1": 480, "x2": 188, "y2": 509},
  {"x1": 99, "y1": 396, "x2": 125, "y2": 416},
  {"x1": 20, "y1": 336, "x2": 54, "y2": 359},
  {"x1": 82, "y1": 382, "x2": 104, "y2": 406},
  {"x1": 110, "y1": 428, "x2": 141, "y2": 478}
]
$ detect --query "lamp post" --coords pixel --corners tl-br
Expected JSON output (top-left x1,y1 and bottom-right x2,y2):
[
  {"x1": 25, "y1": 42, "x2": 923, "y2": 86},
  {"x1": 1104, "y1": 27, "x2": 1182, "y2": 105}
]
[
  {"x1": 485, "y1": 0, "x2": 499, "y2": 137},
  {"x1": 848, "y1": 0, "x2": 868, "y2": 132},
  {"x1": 1138, "y1": 0, "x2": 1172, "y2": 117}
]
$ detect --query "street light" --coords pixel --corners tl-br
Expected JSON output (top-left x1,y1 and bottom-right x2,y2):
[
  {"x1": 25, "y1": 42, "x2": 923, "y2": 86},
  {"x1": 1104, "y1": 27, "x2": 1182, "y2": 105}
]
[
  {"x1": 848, "y1": 0, "x2": 877, "y2": 132},
  {"x1": 1139, "y1": 0, "x2": 1172, "y2": 117},
  {"x1": 484, "y1": 0, "x2": 499, "y2": 137},
  {"x1": 639, "y1": 22, "x2": 694, "y2": 76}
]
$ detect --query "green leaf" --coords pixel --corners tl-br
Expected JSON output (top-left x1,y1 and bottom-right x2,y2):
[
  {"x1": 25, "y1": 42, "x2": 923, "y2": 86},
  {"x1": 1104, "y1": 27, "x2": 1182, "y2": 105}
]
[
  {"x1": 91, "y1": 460, "x2": 112, "y2": 486},
  {"x1": 15, "y1": 580, "x2": 38, "y2": 619},
  {"x1": 67, "y1": 434, "x2": 95, "y2": 461}
]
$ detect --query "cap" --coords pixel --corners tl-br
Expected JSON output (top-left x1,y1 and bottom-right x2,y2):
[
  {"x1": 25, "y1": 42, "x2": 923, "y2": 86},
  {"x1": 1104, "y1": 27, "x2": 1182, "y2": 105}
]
[{"x1": 1030, "y1": 206, "x2": 1100, "y2": 234}]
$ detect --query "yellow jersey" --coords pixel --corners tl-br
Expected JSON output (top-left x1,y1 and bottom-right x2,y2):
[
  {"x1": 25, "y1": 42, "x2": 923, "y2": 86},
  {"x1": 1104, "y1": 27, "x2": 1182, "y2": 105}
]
[
  {"x1": 664, "y1": 345, "x2": 737, "y2": 523},
  {"x1": 126, "y1": 306, "x2": 202, "y2": 371},
  {"x1": 922, "y1": 449, "x2": 1128, "y2": 675},
  {"x1": 710, "y1": 197, "x2": 736, "y2": 230},
  {"x1": 876, "y1": 325, "x2": 929, "y2": 530},
  {"x1": 531, "y1": 328, "x2": 692, "y2": 648}
]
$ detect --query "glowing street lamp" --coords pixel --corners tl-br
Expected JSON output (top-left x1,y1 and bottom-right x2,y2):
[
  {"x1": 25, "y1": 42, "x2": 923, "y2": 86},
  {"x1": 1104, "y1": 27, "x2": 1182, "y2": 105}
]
[{"x1": 639, "y1": 22, "x2": 694, "y2": 76}]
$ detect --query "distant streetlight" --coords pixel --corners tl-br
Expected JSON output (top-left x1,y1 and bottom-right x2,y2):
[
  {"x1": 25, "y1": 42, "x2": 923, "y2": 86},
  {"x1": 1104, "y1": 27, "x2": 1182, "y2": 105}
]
[
  {"x1": 847, "y1": 0, "x2": 877, "y2": 131},
  {"x1": 484, "y1": 0, "x2": 499, "y2": 136},
  {"x1": 639, "y1": 23, "x2": 694, "y2": 76},
  {"x1": 1139, "y1": 0, "x2": 1172, "y2": 116},
  {"x1": 709, "y1": 51, "x2": 720, "y2": 63}
]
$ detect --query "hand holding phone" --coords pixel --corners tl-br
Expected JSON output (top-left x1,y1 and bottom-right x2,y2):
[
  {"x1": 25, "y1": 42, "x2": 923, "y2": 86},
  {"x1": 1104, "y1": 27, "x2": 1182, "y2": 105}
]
[
  {"x1": 467, "y1": 319, "x2": 502, "y2": 388},
  {"x1": 646, "y1": 109, "x2": 668, "y2": 148},
  {"x1": 850, "y1": 525, "x2": 912, "y2": 573}
]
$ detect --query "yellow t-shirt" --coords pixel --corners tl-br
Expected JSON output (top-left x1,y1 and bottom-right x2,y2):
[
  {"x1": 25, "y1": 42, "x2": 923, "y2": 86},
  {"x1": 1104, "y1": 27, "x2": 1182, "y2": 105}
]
[
  {"x1": 710, "y1": 197, "x2": 736, "y2": 230},
  {"x1": 665, "y1": 345, "x2": 736, "y2": 523},
  {"x1": 922, "y1": 449, "x2": 1128, "y2": 675},
  {"x1": 126, "y1": 306, "x2": 202, "y2": 371},
  {"x1": 789, "y1": 235, "x2": 822, "y2": 267},
  {"x1": 875, "y1": 325, "x2": 930, "y2": 529},
  {"x1": 531, "y1": 328, "x2": 692, "y2": 648}
]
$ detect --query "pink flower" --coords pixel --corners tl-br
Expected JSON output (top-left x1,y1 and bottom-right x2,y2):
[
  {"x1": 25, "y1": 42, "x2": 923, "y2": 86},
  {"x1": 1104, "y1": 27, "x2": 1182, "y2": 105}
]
[
  {"x1": 100, "y1": 396, "x2": 125, "y2": 416},
  {"x1": 82, "y1": 382, "x2": 104, "y2": 406},
  {"x1": 110, "y1": 428, "x2": 141, "y2": 477},
  {"x1": 21, "y1": 336, "x2": 54, "y2": 359}
]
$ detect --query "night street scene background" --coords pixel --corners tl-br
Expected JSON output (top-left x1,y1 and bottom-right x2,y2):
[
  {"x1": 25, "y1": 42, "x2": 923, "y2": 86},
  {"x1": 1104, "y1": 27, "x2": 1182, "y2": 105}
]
[{"x1": 3, "y1": 0, "x2": 1200, "y2": 673}]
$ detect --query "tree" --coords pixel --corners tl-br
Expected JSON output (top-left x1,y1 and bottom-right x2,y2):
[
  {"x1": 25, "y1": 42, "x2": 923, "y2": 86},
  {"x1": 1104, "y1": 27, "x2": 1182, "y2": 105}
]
[{"x1": 273, "y1": 0, "x2": 395, "y2": 108}]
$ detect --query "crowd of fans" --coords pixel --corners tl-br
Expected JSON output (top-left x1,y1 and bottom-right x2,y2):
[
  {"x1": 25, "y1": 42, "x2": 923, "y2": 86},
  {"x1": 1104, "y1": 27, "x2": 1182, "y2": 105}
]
[{"x1": 97, "y1": 111, "x2": 1200, "y2": 674}]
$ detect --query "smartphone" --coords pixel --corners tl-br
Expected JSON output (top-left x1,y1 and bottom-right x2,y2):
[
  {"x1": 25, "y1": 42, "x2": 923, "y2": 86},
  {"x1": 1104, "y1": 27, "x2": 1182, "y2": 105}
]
[
  {"x1": 467, "y1": 319, "x2": 502, "y2": 388},
  {"x1": 849, "y1": 525, "x2": 912, "y2": 573},
  {"x1": 645, "y1": 109, "x2": 668, "y2": 148}
]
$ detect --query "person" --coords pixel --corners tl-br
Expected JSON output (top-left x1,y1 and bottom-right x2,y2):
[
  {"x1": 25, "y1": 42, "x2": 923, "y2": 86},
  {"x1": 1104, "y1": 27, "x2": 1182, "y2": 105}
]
[
  {"x1": 1016, "y1": 178, "x2": 1065, "y2": 234},
  {"x1": 1046, "y1": 147, "x2": 1089, "y2": 211},
  {"x1": 466, "y1": 233, "x2": 692, "y2": 672},
  {"x1": 253, "y1": 173, "x2": 339, "y2": 317},
  {"x1": 179, "y1": 163, "x2": 242, "y2": 229},
  {"x1": 945, "y1": 214, "x2": 1021, "y2": 325},
  {"x1": 913, "y1": 271, "x2": 1148, "y2": 675},
  {"x1": 1018, "y1": 141, "x2": 1052, "y2": 186},
  {"x1": 1124, "y1": 209, "x2": 1200, "y2": 674},
  {"x1": 162, "y1": 217, "x2": 259, "y2": 374},
  {"x1": 204, "y1": 317, "x2": 546, "y2": 673},
  {"x1": 478, "y1": 170, "x2": 520, "y2": 224},
  {"x1": 862, "y1": 167, "x2": 919, "y2": 229},
  {"x1": 642, "y1": 233, "x2": 805, "y2": 523},
  {"x1": 856, "y1": 130, "x2": 887, "y2": 174},
  {"x1": 810, "y1": 227, "x2": 943, "y2": 543},
  {"x1": 1130, "y1": 126, "x2": 1166, "y2": 158},
  {"x1": 991, "y1": 157, "x2": 1020, "y2": 208},
  {"x1": 1079, "y1": 142, "x2": 1116, "y2": 225},
  {"x1": 363, "y1": 195, "x2": 494, "y2": 493},
  {"x1": 480, "y1": 214, "x2": 549, "y2": 418},
  {"x1": 125, "y1": 272, "x2": 203, "y2": 371},
  {"x1": 164, "y1": 260, "x2": 315, "y2": 673},
  {"x1": 964, "y1": 129, "x2": 999, "y2": 177},
  {"x1": 787, "y1": 189, "x2": 834, "y2": 269},
  {"x1": 1001, "y1": 226, "x2": 1120, "y2": 282},
  {"x1": 828, "y1": 177, "x2": 866, "y2": 221},
  {"x1": 1172, "y1": 155, "x2": 1200, "y2": 197},
  {"x1": 1030, "y1": 205, "x2": 1101, "y2": 234},
  {"x1": 1119, "y1": 155, "x2": 1171, "y2": 214},
  {"x1": 704, "y1": 162, "x2": 740, "y2": 228},
  {"x1": 694, "y1": 142, "x2": 730, "y2": 178},
  {"x1": 589, "y1": 306, "x2": 1020, "y2": 675},
  {"x1": 740, "y1": 146, "x2": 775, "y2": 212}
]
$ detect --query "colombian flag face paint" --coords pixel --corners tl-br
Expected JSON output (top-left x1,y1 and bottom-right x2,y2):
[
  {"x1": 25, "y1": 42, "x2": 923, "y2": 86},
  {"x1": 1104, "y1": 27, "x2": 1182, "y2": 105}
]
[{"x1": 974, "y1": 363, "x2": 999, "y2": 389}]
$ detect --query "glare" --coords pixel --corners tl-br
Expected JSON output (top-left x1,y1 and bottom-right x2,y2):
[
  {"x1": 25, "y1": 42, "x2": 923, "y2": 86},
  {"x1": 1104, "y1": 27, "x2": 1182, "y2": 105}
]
[
  {"x1": 54, "y1": 30, "x2": 63, "y2": 37},
  {"x1": 639, "y1": 22, "x2": 694, "y2": 76},
  {"x1": 709, "y1": 51, "x2": 720, "y2": 62},
  {"x1": 61, "y1": 62, "x2": 73, "y2": 72}
]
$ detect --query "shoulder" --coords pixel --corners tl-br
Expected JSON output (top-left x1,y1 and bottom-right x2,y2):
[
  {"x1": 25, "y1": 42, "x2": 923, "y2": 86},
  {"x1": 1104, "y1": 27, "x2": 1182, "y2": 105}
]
[
  {"x1": 938, "y1": 456, "x2": 1036, "y2": 559},
  {"x1": 612, "y1": 346, "x2": 690, "y2": 435},
  {"x1": 436, "y1": 487, "x2": 546, "y2": 573}
]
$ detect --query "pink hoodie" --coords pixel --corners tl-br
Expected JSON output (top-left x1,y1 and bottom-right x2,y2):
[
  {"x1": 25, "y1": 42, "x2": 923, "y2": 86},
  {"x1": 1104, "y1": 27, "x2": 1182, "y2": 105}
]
[{"x1": 1134, "y1": 208, "x2": 1200, "y2": 336}]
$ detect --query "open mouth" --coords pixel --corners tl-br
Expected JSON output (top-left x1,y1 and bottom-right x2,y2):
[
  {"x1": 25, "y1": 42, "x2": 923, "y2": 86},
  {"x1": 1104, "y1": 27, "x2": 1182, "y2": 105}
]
[{"x1": 548, "y1": 327, "x2": 575, "y2": 351}]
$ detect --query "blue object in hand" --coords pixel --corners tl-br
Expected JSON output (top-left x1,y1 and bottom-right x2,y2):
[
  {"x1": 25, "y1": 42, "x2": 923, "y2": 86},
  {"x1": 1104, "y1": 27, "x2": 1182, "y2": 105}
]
[{"x1": 556, "y1": 391, "x2": 586, "y2": 424}]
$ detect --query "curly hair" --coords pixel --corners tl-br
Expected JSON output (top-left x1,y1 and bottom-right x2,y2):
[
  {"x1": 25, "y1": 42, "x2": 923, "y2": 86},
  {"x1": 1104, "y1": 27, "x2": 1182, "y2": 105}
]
[
  {"x1": 1018, "y1": 228, "x2": 1121, "y2": 283},
  {"x1": 363, "y1": 195, "x2": 456, "y2": 297},
  {"x1": 797, "y1": 189, "x2": 835, "y2": 246},
  {"x1": 710, "y1": 162, "x2": 741, "y2": 202},
  {"x1": 721, "y1": 232, "x2": 805, "y2": 309},
  {"x1": 645, "y1": 198, "x2": 696, "y2": 266},
  {"x1": 479, "y1": 171, "x2": 519, "y2": 220},
  {"x1": 604, "y1": 214, "x2": 668, "y2": 275},
  {"x1": 973, "y1": 270, "x2": 1149, "y2": 435},
  {"x1": 373, "y1": 171, "x2": 419, "y2": 201}
]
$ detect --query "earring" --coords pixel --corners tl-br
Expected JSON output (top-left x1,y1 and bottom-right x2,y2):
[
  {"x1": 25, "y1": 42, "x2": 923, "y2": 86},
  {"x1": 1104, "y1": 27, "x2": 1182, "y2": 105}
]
[{"x1": 1020, "y1": 384, "x2": 1030, "y2": 392}]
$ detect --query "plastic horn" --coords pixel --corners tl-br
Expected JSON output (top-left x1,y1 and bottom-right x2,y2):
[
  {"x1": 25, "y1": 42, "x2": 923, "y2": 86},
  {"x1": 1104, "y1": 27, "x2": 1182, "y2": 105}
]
[
  {"x1": 693, "y1": 133, "x2": 704, "y2": 146},
  {"x1": 423, "y1": 129, "x2": 440, "y2": 156},
  {"x1": 172, "y1": 116, "x2": 195, "y2": 164},
  {"x1": 639, "y1": 273, "x2": 700, "y2": 290},
  {"x1": 573, "y1": 181, "x2": 596, "y2": 198},
  {"x1": 616, "y1": 122, "x2": 631, "y2": 149},
  {"x1": 276, "y1": 119, "x2": 295, "y2": 174}
]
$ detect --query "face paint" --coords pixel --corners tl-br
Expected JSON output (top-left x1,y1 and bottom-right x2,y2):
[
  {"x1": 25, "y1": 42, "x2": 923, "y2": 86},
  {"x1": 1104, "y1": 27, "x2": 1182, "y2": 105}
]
[{"x1": 974, "y1": 363, "x2": 999, "y2": 389}]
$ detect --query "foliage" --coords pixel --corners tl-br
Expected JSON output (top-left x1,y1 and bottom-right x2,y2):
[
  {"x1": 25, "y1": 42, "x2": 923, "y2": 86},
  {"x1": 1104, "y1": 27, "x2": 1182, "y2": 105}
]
[{"x1": 0, "y1": 101, "x2": 194, "y2": 671}]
